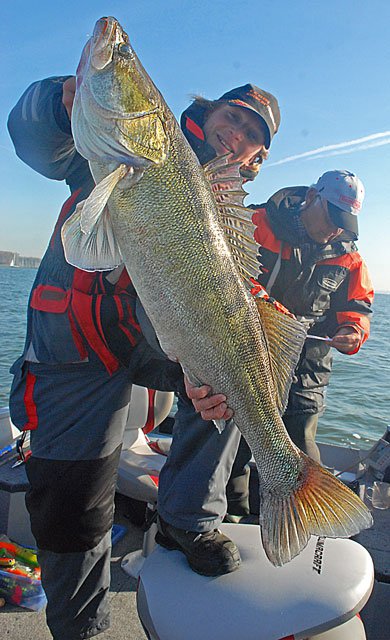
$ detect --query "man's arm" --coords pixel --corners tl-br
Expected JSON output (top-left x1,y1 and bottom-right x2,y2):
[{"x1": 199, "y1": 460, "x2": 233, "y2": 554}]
[
  {"x1": 188, "y1": 254, "x2": 374, "y2": 416},
  {"x1": 7, "y1": 75, "x2": 87, "y2": 183},
  {"x1": 328, "y1": 255, "x2": 374, "y2": 355},
  {"x1": 62, "y1": 76, "x2": 76, "y2": 120}
]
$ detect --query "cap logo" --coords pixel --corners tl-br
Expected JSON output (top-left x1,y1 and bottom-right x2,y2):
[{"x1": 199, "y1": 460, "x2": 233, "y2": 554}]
[
  {"x1": 339, "y1": 194, "x2": 361, "y2": 211},
  {"x1": 247, "y1": 88, "x2": 270, "y2": 107},
  {"x1": 227, "y1": 89, "x2": 277, "y2": 133},
  {"x1": 248, "y1": 89, "x2": 277, "y2": 131}
]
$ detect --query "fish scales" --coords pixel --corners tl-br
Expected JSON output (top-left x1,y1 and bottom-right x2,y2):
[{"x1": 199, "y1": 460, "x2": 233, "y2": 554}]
[
  {"x1": 110, "y1": 157, "x2": 286, "y2": 447},
  {"x1": 62, "y1": 16, "x2": 373, "y2": 565},
  {"x1": 108, "y1": 144, "x2": 286, "y2": 461}
]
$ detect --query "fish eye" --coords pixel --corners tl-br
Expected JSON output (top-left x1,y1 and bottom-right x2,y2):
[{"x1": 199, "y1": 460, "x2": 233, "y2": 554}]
[{"x1": 118, "y1": 43, "x2": 132, "y2": 56}]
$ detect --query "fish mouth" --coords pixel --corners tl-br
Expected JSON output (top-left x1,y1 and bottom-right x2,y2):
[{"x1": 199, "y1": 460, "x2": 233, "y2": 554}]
[
  {"x1": 88, "y1": 16, "x2": 161, "y2": 120},
  {"x1": 91, "y1": 16, "x2": 129, "y2": 70},
  {"x1": 75, "y1": 16, "x2": 169, "y2": 165}
]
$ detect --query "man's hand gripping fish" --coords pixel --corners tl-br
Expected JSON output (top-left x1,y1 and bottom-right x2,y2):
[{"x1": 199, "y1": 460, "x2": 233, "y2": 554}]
[{"x1": 61, "y1": 16, "x2": 372, "y2": 566}]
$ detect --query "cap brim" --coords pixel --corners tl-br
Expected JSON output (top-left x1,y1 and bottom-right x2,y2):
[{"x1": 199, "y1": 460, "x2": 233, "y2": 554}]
[
  {"x1": 327, "y1": 202, "x2": 359, "y2": 236},
  {"x1": 227, "y1": 101, "x2": 271, "y2": 148}
]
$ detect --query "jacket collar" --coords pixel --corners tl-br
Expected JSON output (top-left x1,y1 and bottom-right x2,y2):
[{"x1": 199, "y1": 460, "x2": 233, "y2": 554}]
[{"x1": 180, "y1": 101, "x2": 217, "y2": 165}]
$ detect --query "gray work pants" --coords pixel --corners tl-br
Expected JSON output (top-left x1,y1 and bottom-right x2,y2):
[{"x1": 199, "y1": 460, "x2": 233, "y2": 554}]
[
  {"x1": 158, "y1": 394, "x2": 242, "y2": 532},
  {"x1": 15, "y1": 361, "x2": 132, "y2": 640},
  {"x1": 283, "y1": 412, "x2": 321, "y2": 463}
]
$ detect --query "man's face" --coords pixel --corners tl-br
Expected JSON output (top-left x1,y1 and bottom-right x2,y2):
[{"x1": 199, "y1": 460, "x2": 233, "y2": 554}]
[
  {"x1": 203, "y1": 104, "x2": 266, "y2": 164},
  {"x1": 300, "y1": 191, "x2": 344, "y2": 244}
]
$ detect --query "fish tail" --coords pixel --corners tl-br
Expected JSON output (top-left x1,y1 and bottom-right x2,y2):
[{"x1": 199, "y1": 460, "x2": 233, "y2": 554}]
[{"x1": 259, "y1": 452, "x2": 373, "y2": 566}]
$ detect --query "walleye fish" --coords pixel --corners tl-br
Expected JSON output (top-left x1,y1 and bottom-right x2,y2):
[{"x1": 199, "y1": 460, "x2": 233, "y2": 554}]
[{"x1": 62, "y1": 16, "x2": 372, "y2": 565}]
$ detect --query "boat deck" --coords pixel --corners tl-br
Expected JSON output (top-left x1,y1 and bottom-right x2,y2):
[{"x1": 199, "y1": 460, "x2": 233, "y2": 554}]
[
  {"x1": 1, "y1": 494, "x2": 147, "y2": 640},
  {"x1": 2, "y1": 493, "x2": 390, "y2": 640},
  {"x1": 0, "y1": 430, "x2": 389, "y2": 639}
]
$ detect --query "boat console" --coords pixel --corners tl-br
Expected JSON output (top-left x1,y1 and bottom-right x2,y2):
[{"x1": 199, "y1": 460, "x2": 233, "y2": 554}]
[{"x1": 135, "y1": 523, "x2": 374, "y2": 640}]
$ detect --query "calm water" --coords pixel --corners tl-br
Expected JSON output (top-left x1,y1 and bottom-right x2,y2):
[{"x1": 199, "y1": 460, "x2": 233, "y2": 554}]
[{"x1": 0, "y1": 266, "x2": 389, "y2": 449}]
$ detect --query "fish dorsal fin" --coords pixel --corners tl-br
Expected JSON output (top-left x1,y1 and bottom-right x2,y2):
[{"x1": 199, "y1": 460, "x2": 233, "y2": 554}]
[
  {"x1": 203, "y1": 155, "x2": 261, "y2": 291},
  {"x1": 61, "y1": 164, "x2": 142, "y2": 271},
  {"x1": 254, "y1": 296, "x2": 307, "y2": 414}
]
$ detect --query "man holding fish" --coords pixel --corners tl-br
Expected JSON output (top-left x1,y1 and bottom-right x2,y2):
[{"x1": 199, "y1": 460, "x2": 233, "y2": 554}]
[
  {"x1": 8, "y1": 56, "x2": 282, "y2": 640},
  {"x1": 7, "y1": 16, "x2": 372, "y2": 640}
]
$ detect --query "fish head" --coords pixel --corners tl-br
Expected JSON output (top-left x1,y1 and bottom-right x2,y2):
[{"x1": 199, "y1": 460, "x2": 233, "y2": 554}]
[{"x1": 73, "y1": 16, "x2": 169, "y2": 167}]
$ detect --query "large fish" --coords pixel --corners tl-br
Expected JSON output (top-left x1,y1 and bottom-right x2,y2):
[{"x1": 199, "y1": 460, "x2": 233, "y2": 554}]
[{"x1": 62, "y1": 16, "x2": 372, "y2": 565}]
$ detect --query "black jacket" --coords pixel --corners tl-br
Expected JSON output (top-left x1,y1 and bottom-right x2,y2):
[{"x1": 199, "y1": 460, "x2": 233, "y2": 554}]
[{"x1": 7, "y1": 76, "x2": 190, "y2": 394}]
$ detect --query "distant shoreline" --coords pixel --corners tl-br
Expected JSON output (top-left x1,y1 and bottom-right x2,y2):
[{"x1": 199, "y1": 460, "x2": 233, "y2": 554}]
[{"x1": 0, "y1": 265, "x2": 38, "y2": 270}]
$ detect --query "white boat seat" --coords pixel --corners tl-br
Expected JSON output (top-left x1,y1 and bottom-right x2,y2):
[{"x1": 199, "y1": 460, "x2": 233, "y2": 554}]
[
  {"x1": 124, "y1": 385, "x2": 174, "y2": 434},
  {"x1": 117, "y1": 440, "x2": 166, "y2": 503},
  {"x1": 118, "y1": 386, "x2": 173, "y2": 501},
  {"x1": 137, "y1": 523, "x2": 374, "y2": 640}
]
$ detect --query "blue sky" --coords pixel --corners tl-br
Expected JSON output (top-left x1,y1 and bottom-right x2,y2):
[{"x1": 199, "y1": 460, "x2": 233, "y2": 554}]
[{"x1": 1, "y1": 1, "x2": 390, "y2": 290}]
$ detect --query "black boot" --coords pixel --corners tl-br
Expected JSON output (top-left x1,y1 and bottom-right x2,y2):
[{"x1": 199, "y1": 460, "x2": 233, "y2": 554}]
[{"x1": 155, "y1": 515, "x2": 241, "y2": 576}]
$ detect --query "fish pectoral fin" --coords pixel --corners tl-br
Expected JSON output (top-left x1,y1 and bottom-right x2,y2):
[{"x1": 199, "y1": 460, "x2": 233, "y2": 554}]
[
  {"x1": 80, "y1": 164, "x2": 132, "y2": 234},
  {"x1": 61, "y1": 201, "x2": 122, "y2": 272},
  {"x1": 259, "y1": 453, "x2": 373, "y2": 566},
  {"x1": 61, "y1": 164, "x2": 135, "y2": 271},
  {"x1": 203, "y1": 155, "x2": 260, "y2": 293},
  {"x1": 255, "y1": 297, "x2": 306, "y2": 415}
]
